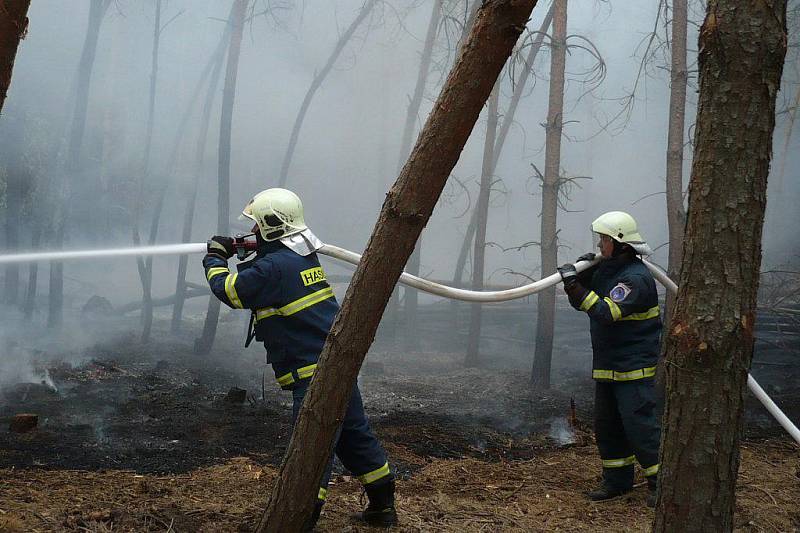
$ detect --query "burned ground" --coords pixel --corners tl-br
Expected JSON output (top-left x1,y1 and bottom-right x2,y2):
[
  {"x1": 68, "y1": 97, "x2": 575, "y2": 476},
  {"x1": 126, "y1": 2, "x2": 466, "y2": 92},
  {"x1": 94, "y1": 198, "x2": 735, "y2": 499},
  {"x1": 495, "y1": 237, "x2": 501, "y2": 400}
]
[{"x1": 0, "y1": 302, "x2": 798, "y2": 531}]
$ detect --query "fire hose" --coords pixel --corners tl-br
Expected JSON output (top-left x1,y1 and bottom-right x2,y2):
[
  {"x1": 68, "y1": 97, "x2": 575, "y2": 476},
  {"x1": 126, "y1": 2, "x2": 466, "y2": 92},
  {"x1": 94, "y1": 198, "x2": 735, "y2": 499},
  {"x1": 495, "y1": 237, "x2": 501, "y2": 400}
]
[{"x1": 0, "y1": 239, "x2": 798, "y2": 445}]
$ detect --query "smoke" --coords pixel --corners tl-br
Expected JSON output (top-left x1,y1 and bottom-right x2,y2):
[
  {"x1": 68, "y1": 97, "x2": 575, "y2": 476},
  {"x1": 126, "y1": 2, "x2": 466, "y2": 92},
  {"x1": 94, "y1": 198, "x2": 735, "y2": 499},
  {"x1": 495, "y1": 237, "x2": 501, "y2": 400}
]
[{"x1": 548, "y1": 417, "x2": 576, "y2": 447}]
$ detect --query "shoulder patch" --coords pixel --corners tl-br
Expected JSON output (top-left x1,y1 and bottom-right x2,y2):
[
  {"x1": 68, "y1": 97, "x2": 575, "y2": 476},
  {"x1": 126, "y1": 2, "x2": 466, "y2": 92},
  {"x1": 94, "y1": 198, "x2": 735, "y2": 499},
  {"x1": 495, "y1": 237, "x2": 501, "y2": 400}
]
[
  {"x1": 609, "y1": 282, "x2": 632, "y2": 303},
  {"x1": 300, "y1": 266, "x2": 326, "y2": 287}
]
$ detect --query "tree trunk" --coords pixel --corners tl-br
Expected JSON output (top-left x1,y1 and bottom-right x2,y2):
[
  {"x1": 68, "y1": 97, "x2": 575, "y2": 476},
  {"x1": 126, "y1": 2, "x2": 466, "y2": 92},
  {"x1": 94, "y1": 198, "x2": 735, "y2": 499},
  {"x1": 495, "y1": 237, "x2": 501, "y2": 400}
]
[
  {"x1": 23, "y1": 224, "x2": 40, "y2": 318},
  {"x1": 135, "y1": 0, "x2": 162, "y2": 343},
  {"x1": 653, "y1": 2, "x2": 787, "y2": 531},
  {"x1": 171, "y1": 23, "x2": 231, "y2": 333},
  {"x1": 195, "y1": 0, "x2": 248, "y2": 355},
  {"x1": 398, "y1": 0, "x2": 442, "y2": 351},
  {"x1": 0, "y1": 0, "x2": 30, "y2": 115},
  {"x1": 255, "y1": 2, "x2": 539, "y2": 530},
  {"x1": 465, "y1": 85, "x2": 499, "y2": 367},
  {"x1": 48, "y1": 0, "x2": 111, "y2": 329},
  {"x1": 451, "y1": 2, "x2": 554, "y2": 295},
  {"x1": 664, "y1": 0, "x2": 688, "y2": 317},
  {"x1": 278, "y1": 0, "x2": 378, "y2": 186},
  {"x1": 531, "y1": 0, "x2": 566, "y2": 390}
]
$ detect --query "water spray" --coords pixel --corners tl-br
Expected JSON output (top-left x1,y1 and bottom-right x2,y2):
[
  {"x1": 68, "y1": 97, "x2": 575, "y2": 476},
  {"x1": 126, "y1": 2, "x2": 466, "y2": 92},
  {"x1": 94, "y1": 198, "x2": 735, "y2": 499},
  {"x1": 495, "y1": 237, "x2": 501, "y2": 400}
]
[{"x1": 0, "y1": 238, "x2": 797, "y2": 445}]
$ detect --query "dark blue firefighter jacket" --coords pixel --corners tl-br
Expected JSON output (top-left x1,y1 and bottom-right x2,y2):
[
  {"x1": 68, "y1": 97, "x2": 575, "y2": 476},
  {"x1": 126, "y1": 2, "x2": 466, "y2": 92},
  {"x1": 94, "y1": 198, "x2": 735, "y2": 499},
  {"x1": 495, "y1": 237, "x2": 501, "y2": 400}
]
[
  {"x1": 567, "y1": 253, "x2": 663, "y2": 381},
  {"x1": 203, "y1": 240, "x2": 339, "y2": 389}
]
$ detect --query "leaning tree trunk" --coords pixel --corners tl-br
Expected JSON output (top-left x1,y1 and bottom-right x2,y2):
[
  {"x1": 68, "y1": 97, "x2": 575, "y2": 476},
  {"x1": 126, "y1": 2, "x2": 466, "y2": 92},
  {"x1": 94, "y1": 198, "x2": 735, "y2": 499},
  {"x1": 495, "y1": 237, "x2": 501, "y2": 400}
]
[
  {"x1": 0, "y1": 0, "x2": 30, "y2": 115},
  {"x1": 135, "y1": 0, "x2": 162, "y2": 343},
  {"x1": 195, "y1": 0, "x2": 248, "y2": 355},
  {"x1": 254, "y1": 2, "x2": 541, "y2": 530},
  {"x1": 530, "y1": 0, "x2": 566, "y2": 390},
  {"x1": 48, "y1": 0, "x2": 111, "y2": 329},
  {"x1": 278, "y1": 0, "x2": 378, "y2": 186},
  {"x1": 653, "y1": 1, "x2": 787, "y2": 532},
  {"x1": 664, "y1": 0, "x2": 688, "y2": 317},
  {"x1": 398, "y1": 0, "x2": 443, "y2": 350},
  {"x1": 451, "y1": 1, "x2": 554, "y2": 298},
  {"x1": 464, "y1": 85, "x2": 499, "y2": 367},
  {"x1": 171, "y1": 22, "x2": 231, "y2": 333}
]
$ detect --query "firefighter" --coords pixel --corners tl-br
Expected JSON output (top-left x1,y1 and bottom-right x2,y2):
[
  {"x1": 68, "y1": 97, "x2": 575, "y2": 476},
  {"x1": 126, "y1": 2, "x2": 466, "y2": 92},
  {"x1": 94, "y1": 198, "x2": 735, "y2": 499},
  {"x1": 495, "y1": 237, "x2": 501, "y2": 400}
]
[
  {"x1": 557, "y1": 211, "x2": 662, "y2": 507},
  {"x1": 203, "y1": 188, "x2": 397, "y2": 529}
]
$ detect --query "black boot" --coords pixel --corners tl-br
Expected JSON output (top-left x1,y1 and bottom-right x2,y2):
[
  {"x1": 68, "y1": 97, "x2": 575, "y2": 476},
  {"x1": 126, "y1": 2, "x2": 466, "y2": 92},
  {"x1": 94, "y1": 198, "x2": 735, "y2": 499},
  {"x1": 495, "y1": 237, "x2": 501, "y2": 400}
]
[
  {"x1": 646, "y1": 477, "x2": 657, "y2": 508},
  {"x1": 303, "y1": 502, "x2": 323, "y2": 532},
  {"x1": 586, "y1": 483, "x2": 631, "y2": 501},
  {"x1": 357, "y1": 480, "x2": 398, "y2": 527}
]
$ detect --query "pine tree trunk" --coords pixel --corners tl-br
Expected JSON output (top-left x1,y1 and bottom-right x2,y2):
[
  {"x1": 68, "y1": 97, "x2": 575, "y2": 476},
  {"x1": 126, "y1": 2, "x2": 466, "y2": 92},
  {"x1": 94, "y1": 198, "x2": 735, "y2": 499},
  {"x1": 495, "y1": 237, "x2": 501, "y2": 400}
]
[
  {"x1": 23, "y1": 224, "x2": 40, "y2": 318},
  {"x1": 465, "y1": 85, "x2": 499, "y2": 367},
  {"x1": 0, "y1": 0, "x2": 30, "y2": 115},
  {"x1": 278, "y1": 0, "x2": 378, "y2": 187},
  {"x1": 255, "y1": 2, "x2": 540, "y2": 530},
  {"x1": 195, "y1": 0, "x2": 248, "y2": 355},
  {"x1": 653, "y1": 2, "x2": 787, "y2": 531},
  {"x1": 531, "y1": 0, "x2": 566, "y2": 390},
  {"x1": 451, "y1": 2, "x2": 554, "y2": 297},
  {"x1": 171, "y1": 24, "x2": 231, "y2": 333},
  {"x1": 398, "y1": 0, "x2": 442, "y2": 351},
  {"x1": 136, "y1": 0, "x2": 162, "y2": 343},
  {"x1": 664, "y1": 0, "x2": 688, "y2": 317},
  {"x1": 48, "y1": 0, "x2": 111, "y2": 329}
]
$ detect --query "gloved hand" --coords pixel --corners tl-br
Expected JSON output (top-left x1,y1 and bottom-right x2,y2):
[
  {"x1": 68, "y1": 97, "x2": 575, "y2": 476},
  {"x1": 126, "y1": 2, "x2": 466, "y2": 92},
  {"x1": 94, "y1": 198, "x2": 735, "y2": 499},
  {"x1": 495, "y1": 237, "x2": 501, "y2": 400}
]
[
  {"x1": 557, "y1": 263, "x2": 578, "y2": 289},
  {"x1": 576, "y1": 252, "x2": 596, "y2": 263},
  {"x1": 207, "y1": 236, "x2": 235, "y2": 259}
]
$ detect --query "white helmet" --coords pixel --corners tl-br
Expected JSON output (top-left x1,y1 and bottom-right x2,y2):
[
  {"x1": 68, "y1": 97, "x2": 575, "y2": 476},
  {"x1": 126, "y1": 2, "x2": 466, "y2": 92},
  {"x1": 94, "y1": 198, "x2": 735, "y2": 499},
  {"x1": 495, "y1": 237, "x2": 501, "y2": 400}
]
[
  {"x1": 239, "y1": 188, "x2": 307, "y2": 242},
  {"x1": 591, "y1": 211, "x2": 652, "y2": 256}
]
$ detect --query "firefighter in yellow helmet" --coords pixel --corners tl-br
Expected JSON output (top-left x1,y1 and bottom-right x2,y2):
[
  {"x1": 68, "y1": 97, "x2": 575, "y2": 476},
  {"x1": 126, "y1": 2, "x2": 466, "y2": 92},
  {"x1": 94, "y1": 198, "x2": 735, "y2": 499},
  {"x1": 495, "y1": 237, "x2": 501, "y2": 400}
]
[
  {"x1": 204, "y1": 188, "x2": 397, "y2": 528},
  {"x1": 557, "y1": 211, "x2": 662, "y2": 507}
]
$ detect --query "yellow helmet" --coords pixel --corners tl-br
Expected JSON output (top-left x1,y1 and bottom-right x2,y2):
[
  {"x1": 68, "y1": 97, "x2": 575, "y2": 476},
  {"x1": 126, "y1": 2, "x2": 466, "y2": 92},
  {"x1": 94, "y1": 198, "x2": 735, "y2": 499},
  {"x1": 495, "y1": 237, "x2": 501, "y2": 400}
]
[
  {"x1": 591, "y1": 211, "x2": 652, "y2": 255},
  {"x1": 239, "y1": 188, "x2": 307, "y2": 242}
]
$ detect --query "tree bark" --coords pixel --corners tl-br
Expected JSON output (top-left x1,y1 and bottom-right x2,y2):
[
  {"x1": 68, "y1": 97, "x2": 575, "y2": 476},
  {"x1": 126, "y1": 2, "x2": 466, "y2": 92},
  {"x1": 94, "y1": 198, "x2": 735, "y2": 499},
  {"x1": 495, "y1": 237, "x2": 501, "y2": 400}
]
[
  {"x1": 0, "y1": 0, "x2": 30, "y2": 115},
  {"x1": 451, "y1": 2, "x2": 554, "y2": 294},
  {"x1": 530, "y1": 0, "x2": 566, "y2": 390},
  {"x1": 195, "y1": 0, "x2": 248, "y2": 355},
  {"x1": 48, "y1": 0, "x2": 111, "y2": 329},
  {"x1": 465, "y1": 85, "x2": 499, "y2": 367},
  {"x1": 664, "y1": 0, "x2": 688, "y2": 317},
  {"x1": 171, "y1": 22, "x2": 231, "y2": 333},
  {"x1": 135, "y1": 0, "x2": 162, "y2": 343},
  {"x1": 653, "y1": 2, "x2": 787, "y2": 531},
  {"x1": 277, "y1": 0, "x2": 378, "y2": 187},
  {"x1": 398, "y1": 0, "x2": 442, "y2": 351},
  {"x1": 255, "y1": 2, "x2": 540, "y2": 530}
]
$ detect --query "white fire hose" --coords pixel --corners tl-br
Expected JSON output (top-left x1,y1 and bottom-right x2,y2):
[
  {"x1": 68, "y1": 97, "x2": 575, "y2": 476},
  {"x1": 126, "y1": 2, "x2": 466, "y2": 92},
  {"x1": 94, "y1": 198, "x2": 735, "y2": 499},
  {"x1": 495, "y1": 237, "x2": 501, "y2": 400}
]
[{"x1": 0, "y1": 241, "x2": 797, "y2": 445}]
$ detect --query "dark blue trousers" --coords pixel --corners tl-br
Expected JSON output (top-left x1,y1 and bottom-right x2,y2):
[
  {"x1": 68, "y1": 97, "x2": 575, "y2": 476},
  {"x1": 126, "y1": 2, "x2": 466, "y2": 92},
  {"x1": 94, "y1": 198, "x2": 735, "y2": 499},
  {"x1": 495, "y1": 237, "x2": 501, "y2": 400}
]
[
  {"x1": 594, "y1": 380, "x2": 661, "y2": 490},
  {"x1": 291, "y1": 381, "x2": 392, "y2": 504}
]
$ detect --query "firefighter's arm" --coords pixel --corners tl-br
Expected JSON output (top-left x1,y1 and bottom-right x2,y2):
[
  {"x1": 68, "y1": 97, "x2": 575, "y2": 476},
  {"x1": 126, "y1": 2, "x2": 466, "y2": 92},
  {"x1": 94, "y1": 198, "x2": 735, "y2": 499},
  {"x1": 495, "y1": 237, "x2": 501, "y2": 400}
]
[
  {"x1": 579, "y1": 274, "x2": 655, "y2": 325},
  {"x1": 203, "y1": 254, "x2": 281, "y2": 310}
]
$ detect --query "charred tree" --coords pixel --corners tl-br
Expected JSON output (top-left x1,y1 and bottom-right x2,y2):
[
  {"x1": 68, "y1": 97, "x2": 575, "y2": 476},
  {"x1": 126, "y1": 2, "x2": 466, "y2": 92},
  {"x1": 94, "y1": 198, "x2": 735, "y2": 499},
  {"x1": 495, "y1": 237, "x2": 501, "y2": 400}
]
[
  {"x1": 48, "y1": 0, "x2": 111, "y2": 329},
  {"x1": 278, "y1": 0, "x2": 378, "y2": 186},
  {"x1": 398, "y1": 0, "x2": 443, "y2": 350},
  {"x1": 451, "y1": 2, "x2": 554, "y2": 294},
  {"x1": 653, "y1": 1, "x2": 787, "y2": 531},
  {"x1": 255, "y1": 2, "x2": 541, "y2": 530},
  {"x1": 465, "y1": 85, "x2": 499, "y2": 367},
  {"x1": 531, "y1": 0, "x2": 566, "y2": 390},
  {"x1": 664, "y1": 0, "x2": 688, "y2": 315},
  {"x1": 195, "y1": 0, "x2": 248, "y2": 355},
  {"x1": 171, "y1": 22, "x2": 231, "y2": 332},
  {"x1": 0, "y1": 0, "x2": 30, "y2": 115},
  {"x1": 134, "y1": 0, "x2": 163, "y2": 343}
]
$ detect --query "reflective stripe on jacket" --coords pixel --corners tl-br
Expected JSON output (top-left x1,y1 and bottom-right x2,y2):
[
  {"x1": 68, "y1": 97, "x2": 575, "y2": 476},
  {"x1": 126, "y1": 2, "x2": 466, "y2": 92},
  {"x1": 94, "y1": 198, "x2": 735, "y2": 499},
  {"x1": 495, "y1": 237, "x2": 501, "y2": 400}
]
[
  {"x1": 567, "y1": 253, "x2": 662, "y2": 380},
  {"x1": 203, "y1": 240, "x2": 339, "y2": 387}
]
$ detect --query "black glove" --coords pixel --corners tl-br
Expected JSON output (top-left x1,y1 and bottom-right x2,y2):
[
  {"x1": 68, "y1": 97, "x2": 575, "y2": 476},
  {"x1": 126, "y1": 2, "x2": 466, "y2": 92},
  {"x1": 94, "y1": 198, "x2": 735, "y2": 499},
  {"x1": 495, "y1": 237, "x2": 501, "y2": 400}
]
[
  {"x1": 207, "y1": 236, "x2": 235, "y2": 259},
  {"x1": 557, "y1": 263, "x2": 578, "y2": 289},
  {"x1": 576, "y1": 252, "x2": 596, "y2": 263}
]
